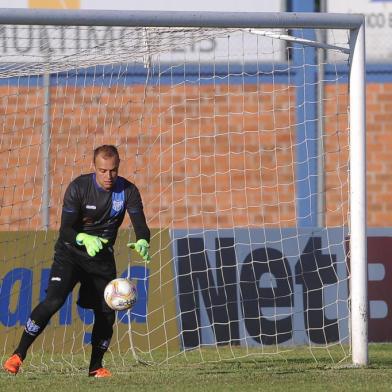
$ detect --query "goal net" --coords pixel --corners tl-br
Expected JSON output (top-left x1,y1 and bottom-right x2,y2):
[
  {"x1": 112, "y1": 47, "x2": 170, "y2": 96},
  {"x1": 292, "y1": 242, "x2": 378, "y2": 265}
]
[{"x1": 0, "y1": 11, "x2": 366, "y2": 371}]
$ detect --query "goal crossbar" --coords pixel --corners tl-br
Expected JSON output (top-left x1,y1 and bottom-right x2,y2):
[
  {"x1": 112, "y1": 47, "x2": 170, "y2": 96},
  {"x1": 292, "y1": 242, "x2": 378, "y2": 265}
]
[{"x1": 0, "y1": 8, "x2": 364, "y2": 29}]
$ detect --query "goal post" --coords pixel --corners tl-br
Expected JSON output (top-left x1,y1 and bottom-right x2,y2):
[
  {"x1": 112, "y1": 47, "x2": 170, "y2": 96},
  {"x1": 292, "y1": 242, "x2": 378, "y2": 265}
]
[
  {"x1": 348, "y1": 21, "x2": 367, "y2": 366},
  {"x1": 0, "y1": 9, "x2": 367, "y2": 368}
]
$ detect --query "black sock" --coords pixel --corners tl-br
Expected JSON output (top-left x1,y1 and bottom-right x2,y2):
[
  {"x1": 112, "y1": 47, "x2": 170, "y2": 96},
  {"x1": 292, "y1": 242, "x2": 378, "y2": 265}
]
[
  {"x1": 89, "y1": 346, "x2": 106, "y2": 373},
  {"x1": 14, "y1": 331, "x2": 37, "y2": 361},
  {"x1": 13, "y1": 295, "x2": 66, "y2": 362},
  {"x1": 89, "y1": 310, "x2": 114, "y2": 373}
]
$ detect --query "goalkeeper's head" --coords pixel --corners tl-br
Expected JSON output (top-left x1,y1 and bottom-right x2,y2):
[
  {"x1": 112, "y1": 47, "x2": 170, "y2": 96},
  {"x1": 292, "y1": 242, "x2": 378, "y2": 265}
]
[{"x1": 93, "y1": 144, "x2": 120, "y2": 191}]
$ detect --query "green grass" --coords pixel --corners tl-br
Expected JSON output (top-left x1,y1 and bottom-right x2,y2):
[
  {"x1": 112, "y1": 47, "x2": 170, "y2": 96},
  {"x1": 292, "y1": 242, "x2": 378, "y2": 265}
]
[{"x1": 1, "y1": 344, "x2": 392, "y2": 391}]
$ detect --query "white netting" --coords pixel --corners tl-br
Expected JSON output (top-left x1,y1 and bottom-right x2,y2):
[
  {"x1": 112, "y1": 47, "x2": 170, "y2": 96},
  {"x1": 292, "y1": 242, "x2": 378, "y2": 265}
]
[{"x1": 0, "y1": 22, "x2": 353, "y2": 371}]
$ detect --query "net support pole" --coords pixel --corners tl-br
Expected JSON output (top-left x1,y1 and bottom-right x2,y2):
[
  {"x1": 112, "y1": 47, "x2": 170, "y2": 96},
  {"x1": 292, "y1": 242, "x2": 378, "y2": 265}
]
[
  {"x1": 316, "y1": 0, "x2": 327, "y2": 228},
  {"x1": 41, "y1": 71, "x2": 51, "y2": 230},
  {"x1": 292, "y1": 0, "x2": 318, "y2": 228},
  {"x1": 349, "y1": 20, "x2": 367, "y2": 367}
]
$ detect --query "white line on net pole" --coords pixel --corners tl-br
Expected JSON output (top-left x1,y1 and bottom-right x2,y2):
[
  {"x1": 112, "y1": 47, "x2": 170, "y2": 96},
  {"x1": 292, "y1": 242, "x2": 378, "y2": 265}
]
[
  {"x1": 316, "y1": 0, "x2": 327, "y2": 228},
  {"x1": 316, "y1": 47, "x2": 326, "y2": 228},
  {"x1": 42, "y1": 71, "x2": 50, "y2": 230},
  {"x1": 316, "y1": 35, "x2": 326, "y2": 228},
  {"x1": 349, "y1": 19, "x2": 368, "y2": 367},
  {"x1": 41, "y1": 41, "x2": 51, "y2": 230}
]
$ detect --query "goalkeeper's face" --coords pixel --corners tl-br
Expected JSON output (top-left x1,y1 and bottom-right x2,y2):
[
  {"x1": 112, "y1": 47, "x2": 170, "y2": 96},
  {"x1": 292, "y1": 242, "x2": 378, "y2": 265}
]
[{"x1": 94, "y1": 154, "x2": 120, "y2": 191}]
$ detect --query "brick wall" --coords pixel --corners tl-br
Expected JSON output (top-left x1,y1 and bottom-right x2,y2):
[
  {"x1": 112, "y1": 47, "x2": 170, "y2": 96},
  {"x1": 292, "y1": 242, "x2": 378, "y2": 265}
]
[{"x1": 0, "y1": 81, "x2": 383, "y2": 230}]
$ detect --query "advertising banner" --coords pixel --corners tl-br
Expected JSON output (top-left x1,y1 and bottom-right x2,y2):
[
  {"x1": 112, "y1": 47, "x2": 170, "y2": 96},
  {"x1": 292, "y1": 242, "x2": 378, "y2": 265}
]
[
  {"x1": 172, "y1": 228, "x2": 350, "y2": 347},
  {"x1": 0, "y1": 229, "x2": 179, "y2": 354},
  {"x1": 171, "y1": 227, "x2": 392, "y2": 346},
  {"x1": 0, "y1": 0, "x2": 285, "y2": 63},
  {"x1": 2, "y1": 227, "x2": 392, "y2": 354}
]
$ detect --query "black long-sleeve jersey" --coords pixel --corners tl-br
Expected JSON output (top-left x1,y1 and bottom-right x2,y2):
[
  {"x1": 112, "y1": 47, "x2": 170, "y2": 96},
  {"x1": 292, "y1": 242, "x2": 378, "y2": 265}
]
[{"x1": 57, "y1": 173, "x2": 150, "y2": 257}]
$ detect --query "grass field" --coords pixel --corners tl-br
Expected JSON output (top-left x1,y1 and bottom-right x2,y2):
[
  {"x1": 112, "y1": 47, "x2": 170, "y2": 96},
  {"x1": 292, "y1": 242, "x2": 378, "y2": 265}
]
[{"x1": 1, "y1": 344, "x2": 392, "y2": 391}]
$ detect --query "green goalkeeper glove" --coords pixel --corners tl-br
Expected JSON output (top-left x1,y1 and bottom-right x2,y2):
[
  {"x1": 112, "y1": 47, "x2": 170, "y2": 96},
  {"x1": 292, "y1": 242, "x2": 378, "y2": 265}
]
[
  {"x1": 127, "y1": 239, "x2": 150, "y2": 262},
  {"x1": 76, "y1": 233, "x2": 108, "y2": 257}
]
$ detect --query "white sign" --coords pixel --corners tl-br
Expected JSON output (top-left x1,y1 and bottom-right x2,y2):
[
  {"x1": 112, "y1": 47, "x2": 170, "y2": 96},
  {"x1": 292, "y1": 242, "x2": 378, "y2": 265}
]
[
  {"x1": 0, "y1": 25, "x2": 286, "y2": 65},
  {"x1": 0, "y1": 0, "x2": 285, "y2": 64},
  {"x1": 327, "y1": 0, "x2": 392, "y2": 62}
]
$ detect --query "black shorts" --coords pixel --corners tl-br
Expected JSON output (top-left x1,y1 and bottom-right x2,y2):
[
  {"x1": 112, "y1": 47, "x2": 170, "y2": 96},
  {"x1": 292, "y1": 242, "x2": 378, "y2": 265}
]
[{"x1": 47, "y1": 241, "x2": 116, "y2": 312}]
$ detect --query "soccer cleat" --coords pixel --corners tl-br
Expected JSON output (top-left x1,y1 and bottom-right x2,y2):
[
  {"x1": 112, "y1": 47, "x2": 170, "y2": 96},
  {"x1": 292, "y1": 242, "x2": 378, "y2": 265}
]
[
  {"x1": 88, "y1": 367, "x2": 112, "y2": 378},
  {"x1": 3, "y1": 354, "x2": 23, "y2": 375}
]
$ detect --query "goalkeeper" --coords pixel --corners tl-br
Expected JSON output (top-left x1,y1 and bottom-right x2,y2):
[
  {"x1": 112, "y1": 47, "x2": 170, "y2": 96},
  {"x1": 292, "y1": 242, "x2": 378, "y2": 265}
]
[{"x1": 3, "y1": 145, "x2": 150, "y2": 378}]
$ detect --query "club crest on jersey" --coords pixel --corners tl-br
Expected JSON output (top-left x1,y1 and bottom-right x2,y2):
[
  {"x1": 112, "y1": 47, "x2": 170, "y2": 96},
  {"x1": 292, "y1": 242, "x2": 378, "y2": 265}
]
[{"x1": 112, "y1": 200, "x2": 124, "y2": 212}]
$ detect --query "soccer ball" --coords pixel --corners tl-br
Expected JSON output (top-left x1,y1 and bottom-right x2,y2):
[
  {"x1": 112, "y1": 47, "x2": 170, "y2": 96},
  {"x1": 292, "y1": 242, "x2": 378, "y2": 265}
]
[{"x1": 104, "y1": 278, "x2": 137, "y2": 311}]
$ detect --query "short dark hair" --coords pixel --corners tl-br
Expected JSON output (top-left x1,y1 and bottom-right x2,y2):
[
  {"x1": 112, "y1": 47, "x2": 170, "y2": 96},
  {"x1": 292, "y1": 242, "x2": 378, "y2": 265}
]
[{"x1": 93, "y1": 145, "x2": 120, "y2": 163}]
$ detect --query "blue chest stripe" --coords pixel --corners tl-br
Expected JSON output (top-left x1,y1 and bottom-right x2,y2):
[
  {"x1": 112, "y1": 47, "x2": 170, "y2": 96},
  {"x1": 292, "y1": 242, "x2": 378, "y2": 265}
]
[{"x1": 110, "y1": 179, "x2": 125, "y2": 218}]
